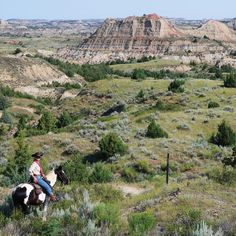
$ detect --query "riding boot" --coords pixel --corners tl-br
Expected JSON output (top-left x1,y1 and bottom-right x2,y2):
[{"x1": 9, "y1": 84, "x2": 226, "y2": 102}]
[{"x1": 49, "y1": 194, "x2": 57, "y2": 202}]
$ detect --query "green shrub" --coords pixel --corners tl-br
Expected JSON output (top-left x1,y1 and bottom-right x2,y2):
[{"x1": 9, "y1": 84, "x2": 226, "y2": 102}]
[
  {"x1": 15, "y1": 115, "x2": 31, "y2": 136},
  {"x1": 168, "y1": 79, "x2": 185, "y2": 93},
  {"x1": 146, "y1": 120, "x2": 168, "y2": 138},
  {"x1": 122, "y1": 167, "x2": 138, "y2": 182},
  {"x1": 89, "y1": 163, "x2": 113, "y2": 183},
  {"x1": 215, "y1": 69, "x2": 223, "y2": 79},
  {"x1": 0, "y1": 213, "x2": 7, "y2": 228},
  {"x1": 0, "y1": 110, "x2": 12, "y2": 126},
  {"x1": 81, "y1": 64, "x2": 111, "y2": 82},
  {"x1": 14, "y1": 48, "x2": 22, "y2": 54},
  {"x1": 208, "y1": 101, "x2": 220, "y2": 109},
  {"x1": 93, "y1": 203, "x2": 120, "y2": 227},
  {"x1": 135, "y1": 160, "x2": 153, "y2": 174},
  {"x1": 39, "y1": 56, "x2": 111, "y2": 82},
  {"x1": 31, "y1": 217, "x2": 63, "y2": 236},
  {"x1": 210, "y1": 120, "x2": 236, "y2": 146},
  {"x1": 91, "y1": 184, "x2": 123, "y2": 203},
  {"x1": 224, "y1": 73, "x2": 236, "y2": 88},
  {"x1": 155, "y1": 100, "x2": 181, "y2": 112},
  {"x1": 45, "y1": 81, "x2": 81, "y2": 90},
  {"x1": 192, "y1": 221, "x2": 224, "y2": 236},
  {"x1": 167, "y1": 208, "x2": 202, "y2": 236},
  {"x1": 0, "y1": 123, "x2": 9, "y2": 136},
  {"x1": 63, "y1": 154, "x2": 89, "y2": 183},
  {"x1": 99, "y1": 132, "x2": 128, "y2": 159},
  {"x1": 128, "y1": 211, "x2": 156, "y2": 235},
  {"x1": 155, "y1": 100, "x2": 166, "y2": 110},
  {"x1": 160, "y1": 162, "x2": 178, "y2": 172},
  {"x1": 56, "y1": 111, "x2": 73, "y2": 128},
  {"x1": 180, "y1": 162, "x2": 194, "y2": 172},
  {"x1": 131, "y1": 69, "x2": 147, "y2": 80},
  {"x1": 0, "y1": 95, "x2": 11, "y2": 110},
  {"x1": 207, "y1": 166, "x2": 236, "y2": 185},
  {"x1": 222, "y1": 146, "x2": 236, "y2": 167}
]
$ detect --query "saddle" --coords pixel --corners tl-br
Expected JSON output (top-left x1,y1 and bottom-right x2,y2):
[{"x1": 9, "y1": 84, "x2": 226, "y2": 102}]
[
  {"x1": 32, "y1": 183, "x2": 43, "y2": 195},
  {"x1": 27, "y1": 184, "x2": 43, "y2": 206},
  {"x1": 27, "y1": 178, "x2": 52, "y2": 205}
]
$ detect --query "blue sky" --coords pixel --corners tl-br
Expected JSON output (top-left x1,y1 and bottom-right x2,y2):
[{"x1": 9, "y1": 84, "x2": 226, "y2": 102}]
[{"x1": 1, "y1": 0, "x2": 236, "y2": 20}]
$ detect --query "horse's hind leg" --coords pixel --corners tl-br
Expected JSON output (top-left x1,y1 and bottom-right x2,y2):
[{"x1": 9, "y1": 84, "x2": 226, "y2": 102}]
[{"x1": 42, "y1": 197, "x2": 49, "y2": 222}]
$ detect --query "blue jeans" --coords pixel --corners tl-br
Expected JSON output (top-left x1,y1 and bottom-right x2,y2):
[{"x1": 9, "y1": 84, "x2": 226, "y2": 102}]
[{"x1": 36, "y1": 176, "x2": 52, "y2": 196}]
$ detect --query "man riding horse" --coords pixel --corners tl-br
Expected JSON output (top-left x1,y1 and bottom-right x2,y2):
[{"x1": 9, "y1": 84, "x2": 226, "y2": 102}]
[{"x1": 29, "y1": 152, "x2": 57, "y2": 202}]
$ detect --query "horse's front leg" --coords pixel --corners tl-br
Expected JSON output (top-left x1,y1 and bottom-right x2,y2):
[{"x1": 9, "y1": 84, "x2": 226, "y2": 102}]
[{"x1": 42, "y1": 197, "x2": 49, "y2": 222}]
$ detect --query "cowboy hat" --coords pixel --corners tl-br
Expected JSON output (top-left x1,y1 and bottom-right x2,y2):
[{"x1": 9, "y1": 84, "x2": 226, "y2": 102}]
[{"x1": 32, "y1": 151, "x2": 44, "y2": 159}]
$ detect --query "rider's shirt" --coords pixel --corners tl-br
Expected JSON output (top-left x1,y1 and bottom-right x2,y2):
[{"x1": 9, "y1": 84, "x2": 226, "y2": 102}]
[{"x1": 29, "y1": 161, "x2": 42, "y2": 176}]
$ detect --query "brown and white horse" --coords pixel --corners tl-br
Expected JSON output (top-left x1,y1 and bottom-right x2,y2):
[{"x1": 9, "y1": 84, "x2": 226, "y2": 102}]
[{"x1": 12, "y1": 166, "x2": 69, "y2": 220}]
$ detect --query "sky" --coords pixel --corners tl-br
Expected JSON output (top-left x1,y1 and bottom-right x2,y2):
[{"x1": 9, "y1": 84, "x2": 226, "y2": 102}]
[{"x1": 1, "y1": 0, "x2": 236, "y2": 20}]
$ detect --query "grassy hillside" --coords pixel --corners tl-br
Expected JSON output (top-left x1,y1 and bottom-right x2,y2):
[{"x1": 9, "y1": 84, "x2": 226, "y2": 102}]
[
  {"x1": 110, "y1": 59, "x2": 181, "y2": 72},
  {"x1": 0, "y1": 59, "x2": 236, "y2": 235}
]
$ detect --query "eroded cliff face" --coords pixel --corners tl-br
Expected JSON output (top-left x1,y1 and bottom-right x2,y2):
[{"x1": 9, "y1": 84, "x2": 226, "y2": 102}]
[
  {"x1": 58, "y1": 14, "x2": 236, "y2": 65},
  {"x1": 89, "y1": 14, "x2": 180, "y2": 40},
  {"x1": 0, "y1": 55, "x2": 76, "y2": 98}
]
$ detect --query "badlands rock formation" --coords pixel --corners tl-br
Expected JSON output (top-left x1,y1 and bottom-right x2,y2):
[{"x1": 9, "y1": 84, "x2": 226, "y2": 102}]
[
  {"x1": 186, "y1": 20, "x2": 236, "y2": 42},
  {"x1": 58, "y1": 14, "x2": 236, "y2": 65}
]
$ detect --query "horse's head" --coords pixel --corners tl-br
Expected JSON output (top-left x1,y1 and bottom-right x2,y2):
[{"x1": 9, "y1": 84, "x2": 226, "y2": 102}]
[{"x1": 54, "y1": 166, "x2": 69, "y2": 185}]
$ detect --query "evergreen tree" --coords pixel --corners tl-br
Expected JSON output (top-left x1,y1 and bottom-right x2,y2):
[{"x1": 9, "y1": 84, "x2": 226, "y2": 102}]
[
  {"x1": 136, "y1": 89, "x2": 145, "y2": 103},
  {"x1": 210, "y1": 120, "x2": 236, "y2": 146},
  {"x1": 99, "y1": 132, "x2": 128, "y2": 159},
  {"x1": 146, "y1": 120, "x2": 168, "y2": 138},
  {"x1": 3, "y1": 131, "x2": 31, "y2": 183},
  {"x1": 37, "y1": 110, "x2": 56, "y2": 132},
  {"x1": 168, "y1": 80, "x2": 185, "y2": 93},
  {"x1": 14, "y1": 131, "x2": 31, "y2": 174}
]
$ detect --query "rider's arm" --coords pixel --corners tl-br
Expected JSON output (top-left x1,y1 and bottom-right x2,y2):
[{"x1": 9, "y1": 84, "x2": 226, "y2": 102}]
[{"x1": 29, "y1": 162, "x2": 40, "y2": 183}]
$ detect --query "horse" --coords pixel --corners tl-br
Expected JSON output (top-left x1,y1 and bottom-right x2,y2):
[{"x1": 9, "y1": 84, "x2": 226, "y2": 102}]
[{"x1": 12, "y1": 165, "x2": 69, "y2": 220}]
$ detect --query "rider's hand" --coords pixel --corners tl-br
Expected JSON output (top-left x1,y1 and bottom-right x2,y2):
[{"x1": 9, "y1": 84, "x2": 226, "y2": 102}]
[
  {"x1": 42, "y1": 174, "x2": 46, "y2": 179},
  {"x1": 33, "y1": 177, "x2": 38, "y2": 184}
]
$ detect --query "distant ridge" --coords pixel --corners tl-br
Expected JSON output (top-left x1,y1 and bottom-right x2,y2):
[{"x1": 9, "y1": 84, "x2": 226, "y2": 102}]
[{"x1": 194, "y1": 20, "x2": 236, "y2": 42}]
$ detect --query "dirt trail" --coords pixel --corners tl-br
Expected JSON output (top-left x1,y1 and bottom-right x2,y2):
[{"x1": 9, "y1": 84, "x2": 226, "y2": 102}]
[
  {"x1": 12, "y1": 106, "x2": 35, "y2": 114},
  {"x1": 114, "y1": 184, "x2": 150, "y2": 196}
]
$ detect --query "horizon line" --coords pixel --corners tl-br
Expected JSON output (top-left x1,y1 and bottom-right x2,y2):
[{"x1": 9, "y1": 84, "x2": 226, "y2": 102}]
[{"x1": 2, "y1": 16, "x2": 235, "y2": 22}]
